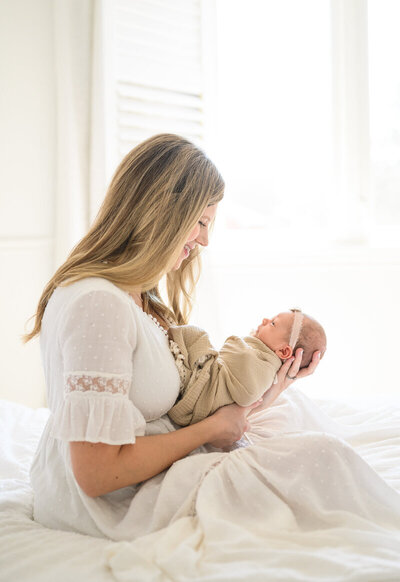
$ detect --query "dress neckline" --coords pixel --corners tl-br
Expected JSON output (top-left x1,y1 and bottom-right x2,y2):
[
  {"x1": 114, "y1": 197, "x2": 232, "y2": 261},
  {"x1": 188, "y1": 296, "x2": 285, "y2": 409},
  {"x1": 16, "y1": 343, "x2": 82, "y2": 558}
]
[{"x1": 125, "y1": 291, "x2": 169, "y2": 337}]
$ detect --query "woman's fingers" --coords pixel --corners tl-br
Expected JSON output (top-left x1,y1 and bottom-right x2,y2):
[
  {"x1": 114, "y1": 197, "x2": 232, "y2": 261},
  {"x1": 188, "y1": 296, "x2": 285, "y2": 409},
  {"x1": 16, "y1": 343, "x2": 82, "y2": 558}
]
[
  {"x1": 241, "y1": 398, "x2": 264, "y2": 415},
  {"x1": 278, "y1": 348, "x2": 303, "y2": 382},
  {"x1": 290, "y1": 348, "x2": 304, "y2": 376},
  {"x1": 279, "y1": 355, "x2": 295, "y2": 377},
  {"x1": 297, "y1": 350, "x2": 321, "y2": 379}
]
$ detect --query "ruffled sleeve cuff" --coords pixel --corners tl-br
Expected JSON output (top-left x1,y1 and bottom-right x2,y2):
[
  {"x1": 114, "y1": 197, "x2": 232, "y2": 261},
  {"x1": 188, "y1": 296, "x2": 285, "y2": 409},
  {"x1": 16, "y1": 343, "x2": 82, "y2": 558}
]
[{"x1": 50, "y1": 392, "x2": 146, "y2": 445}]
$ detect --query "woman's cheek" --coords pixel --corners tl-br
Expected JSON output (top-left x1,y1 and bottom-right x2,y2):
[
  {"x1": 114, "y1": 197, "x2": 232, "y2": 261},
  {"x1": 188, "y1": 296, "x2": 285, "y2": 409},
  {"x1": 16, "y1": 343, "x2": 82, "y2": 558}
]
[{"x1": 187, "y1": 224, "x2": 200, "y2": 242}]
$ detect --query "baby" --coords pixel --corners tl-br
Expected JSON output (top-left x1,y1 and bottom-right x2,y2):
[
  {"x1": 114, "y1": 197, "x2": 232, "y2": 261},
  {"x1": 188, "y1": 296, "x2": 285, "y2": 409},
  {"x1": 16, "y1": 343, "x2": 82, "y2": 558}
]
[{"x1": 168, "y1": 309, "x2": 326, "y2": 426}]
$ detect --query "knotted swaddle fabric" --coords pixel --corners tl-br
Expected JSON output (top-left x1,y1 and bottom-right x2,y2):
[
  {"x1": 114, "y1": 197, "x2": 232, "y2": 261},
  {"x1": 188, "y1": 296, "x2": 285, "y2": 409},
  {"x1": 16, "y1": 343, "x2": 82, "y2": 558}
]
[{"x1": 168, "y1": 325, "x2": 282, "y2": 426}]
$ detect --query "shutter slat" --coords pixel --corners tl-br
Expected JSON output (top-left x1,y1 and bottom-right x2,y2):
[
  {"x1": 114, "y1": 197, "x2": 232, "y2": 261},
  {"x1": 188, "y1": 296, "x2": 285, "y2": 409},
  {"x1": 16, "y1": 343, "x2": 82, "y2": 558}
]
[
  {"x1": 117, "y1": 10, "x2": 200, "y2": 34},
  {"x1": 117, "y1": 45, "x2": 201, "y2": 65},
  {"x1": 114, "y1": 0, "x2": 205, "y2": 157},
  {"x1": 117, "y1": 0, "x2": 200, "y2": 19},
  {"x1": 118, "y1": 114, "x2": 202, "y2": 134},
  {"x1": 118, "y1": 100, "x2": 203, "y2": 123},
  {"x1": 117, "y1": 33, "x2": 201, "y2": 58},
  {"x1": 117, "y1": 51, "x2": 201, "y2": 94},
  {"x1": 118, "y1": 82, "x2": 201, "y2": 107},
  {"x1": 119, "y1": 119, "x2": 202, "y2": 138}
]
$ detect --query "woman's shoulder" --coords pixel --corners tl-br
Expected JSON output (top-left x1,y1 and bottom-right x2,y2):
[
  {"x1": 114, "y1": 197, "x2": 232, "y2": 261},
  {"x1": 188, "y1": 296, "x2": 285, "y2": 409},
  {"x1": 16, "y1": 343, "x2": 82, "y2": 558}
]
[
  {"x1": 44, "y1": 278, "x2": 133, "y2": 330},
  {"x1": 54, "y1": 277, "x2": 131, "y2": 306}
]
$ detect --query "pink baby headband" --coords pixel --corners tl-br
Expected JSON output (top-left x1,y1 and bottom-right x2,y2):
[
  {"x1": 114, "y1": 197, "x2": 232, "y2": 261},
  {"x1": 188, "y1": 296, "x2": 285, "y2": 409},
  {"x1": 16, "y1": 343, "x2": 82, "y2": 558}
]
[{"x1": 289, "y1": 309, "x2": 304, "y2": 348}]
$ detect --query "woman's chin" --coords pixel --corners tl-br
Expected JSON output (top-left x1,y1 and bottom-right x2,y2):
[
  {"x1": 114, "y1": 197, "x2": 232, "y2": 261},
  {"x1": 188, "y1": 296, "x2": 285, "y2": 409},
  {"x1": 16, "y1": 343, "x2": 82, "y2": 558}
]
[{"x1": 171, "y1": 248, "x2": 192, "y2": 270}]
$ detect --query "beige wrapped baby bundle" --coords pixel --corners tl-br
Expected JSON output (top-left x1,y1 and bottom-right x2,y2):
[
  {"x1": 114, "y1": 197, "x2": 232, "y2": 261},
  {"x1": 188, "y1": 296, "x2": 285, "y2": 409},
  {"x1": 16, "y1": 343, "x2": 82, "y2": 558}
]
[{"x1": 168, "y1": 325, "x2": 282, "y2": 426}]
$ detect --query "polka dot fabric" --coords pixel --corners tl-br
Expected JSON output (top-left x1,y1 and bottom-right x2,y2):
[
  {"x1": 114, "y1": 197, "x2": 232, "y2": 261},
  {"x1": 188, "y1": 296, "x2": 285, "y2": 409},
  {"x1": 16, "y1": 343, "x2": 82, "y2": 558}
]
[
  {"x1": 50, "y1": 288, "x2": 146, "y2": 444},
  {"x1": 31, "y1": 277, "x2": 181, "y2": 537}
]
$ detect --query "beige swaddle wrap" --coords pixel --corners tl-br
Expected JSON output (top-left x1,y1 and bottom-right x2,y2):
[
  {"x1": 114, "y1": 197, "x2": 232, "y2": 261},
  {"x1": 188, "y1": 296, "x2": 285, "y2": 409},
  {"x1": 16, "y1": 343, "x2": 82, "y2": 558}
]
[{"x1": 168, "y1": 325, "x2": 282, "y2": 426}]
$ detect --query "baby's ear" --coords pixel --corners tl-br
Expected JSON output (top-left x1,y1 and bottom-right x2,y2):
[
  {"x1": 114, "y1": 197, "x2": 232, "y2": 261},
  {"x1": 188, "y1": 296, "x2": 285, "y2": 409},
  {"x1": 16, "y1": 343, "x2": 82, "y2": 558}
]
[{"x1": 276, "y1": 345, "x2": 293, "y2": 360}]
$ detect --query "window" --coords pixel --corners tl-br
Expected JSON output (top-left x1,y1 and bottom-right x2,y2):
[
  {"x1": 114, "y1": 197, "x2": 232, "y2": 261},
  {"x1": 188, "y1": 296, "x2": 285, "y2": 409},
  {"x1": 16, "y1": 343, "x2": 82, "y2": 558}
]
[
  {"x1": 213, "y1": 0, "x2": 400, "y2": 255},
  {"x1": 99, "y1": 0, "x2": 400, "y2": 253},
  {"x1": 215, "y1": 0, "x2": 332, "y2": 253}
]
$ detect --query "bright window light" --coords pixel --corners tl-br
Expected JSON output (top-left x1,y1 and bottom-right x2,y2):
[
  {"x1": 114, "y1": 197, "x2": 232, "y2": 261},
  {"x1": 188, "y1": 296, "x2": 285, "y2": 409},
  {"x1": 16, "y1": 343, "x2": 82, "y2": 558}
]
[
  {"x1": 214, "y1": 0, "x2": 332, "y2": 251},
  {"x1": 213, "y1": 0, "x2": 400, "y2": 252}
]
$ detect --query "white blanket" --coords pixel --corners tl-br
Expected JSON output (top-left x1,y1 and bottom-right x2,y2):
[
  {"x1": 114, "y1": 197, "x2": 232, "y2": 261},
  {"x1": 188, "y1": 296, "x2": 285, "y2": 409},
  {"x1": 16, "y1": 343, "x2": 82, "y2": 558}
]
[{"x1": 1, "y1": 390, "x2": 400, "y2": 582}]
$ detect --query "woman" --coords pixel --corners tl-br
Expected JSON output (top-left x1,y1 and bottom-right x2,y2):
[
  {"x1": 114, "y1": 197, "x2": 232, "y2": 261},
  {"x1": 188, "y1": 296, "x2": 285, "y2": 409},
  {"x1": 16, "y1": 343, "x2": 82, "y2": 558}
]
[{"x1": 25, "y1": 134, "x2": 319, "y2": 540}]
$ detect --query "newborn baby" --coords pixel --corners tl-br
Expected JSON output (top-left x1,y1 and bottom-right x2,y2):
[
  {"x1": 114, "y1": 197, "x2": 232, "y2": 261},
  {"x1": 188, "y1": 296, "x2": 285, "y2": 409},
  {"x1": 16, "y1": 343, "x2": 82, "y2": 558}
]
[{"x1": 168, "y1": 309, "x2": 326, "y2": 426}]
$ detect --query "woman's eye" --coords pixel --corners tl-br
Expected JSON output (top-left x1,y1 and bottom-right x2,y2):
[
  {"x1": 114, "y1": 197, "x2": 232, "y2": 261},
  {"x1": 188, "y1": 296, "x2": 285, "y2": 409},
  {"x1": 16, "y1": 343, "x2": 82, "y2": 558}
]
[{"x1": 199, "y1": 221, "x2": 207, "y2": 228}]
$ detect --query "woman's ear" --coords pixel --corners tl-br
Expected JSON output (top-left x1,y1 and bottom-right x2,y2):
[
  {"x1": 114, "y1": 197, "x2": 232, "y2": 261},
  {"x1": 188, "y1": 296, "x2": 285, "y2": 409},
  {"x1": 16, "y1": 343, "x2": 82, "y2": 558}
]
[{"x1": 276, "y1": 345, "x2": 293, "y2": 360}]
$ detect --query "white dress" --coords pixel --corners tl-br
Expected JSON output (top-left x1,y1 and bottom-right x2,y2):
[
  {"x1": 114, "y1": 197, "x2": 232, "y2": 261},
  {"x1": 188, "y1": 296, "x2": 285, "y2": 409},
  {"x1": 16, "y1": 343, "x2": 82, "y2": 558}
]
[
  {"x1": 30, "y1": 277, "x2": 183, "y2": 539},
  {"x1": 31, "y1": 277, "x2": 400, "y2": 550}
]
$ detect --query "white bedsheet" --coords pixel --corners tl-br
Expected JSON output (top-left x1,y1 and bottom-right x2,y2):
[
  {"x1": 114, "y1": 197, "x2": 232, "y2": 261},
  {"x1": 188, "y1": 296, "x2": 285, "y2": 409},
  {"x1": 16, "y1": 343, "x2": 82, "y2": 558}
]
[{"x1": 1, "y1": 391, "x2": 400, "y2": 582}]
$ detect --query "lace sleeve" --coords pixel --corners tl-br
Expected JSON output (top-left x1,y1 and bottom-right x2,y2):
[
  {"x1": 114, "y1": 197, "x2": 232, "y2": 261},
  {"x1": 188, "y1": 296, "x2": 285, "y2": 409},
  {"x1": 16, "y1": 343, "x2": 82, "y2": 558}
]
[
  {"x1": 51, "y1": 290, "x2": 146, "y2": 444},
  {"x1": 66, "y1": 372, "x2": 131, "y2": 395}
]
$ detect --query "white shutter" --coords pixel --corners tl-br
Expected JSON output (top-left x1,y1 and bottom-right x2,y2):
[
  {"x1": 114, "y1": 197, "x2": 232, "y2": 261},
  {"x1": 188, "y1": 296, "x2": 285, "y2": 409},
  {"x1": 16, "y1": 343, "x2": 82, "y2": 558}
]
[
  {"x1": 113, "y1": 0, "x2": 207, "y2": 158},
  {"x1": 90, "y1": 0, "x2": 216, "y2": 218}
]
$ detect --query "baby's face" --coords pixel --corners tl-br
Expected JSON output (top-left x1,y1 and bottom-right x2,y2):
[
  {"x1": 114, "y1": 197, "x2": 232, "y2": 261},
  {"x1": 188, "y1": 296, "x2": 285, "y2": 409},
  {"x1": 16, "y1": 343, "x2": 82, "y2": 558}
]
[{"x1": 254, "y1": 312, "x2": 293, "y2": 352}]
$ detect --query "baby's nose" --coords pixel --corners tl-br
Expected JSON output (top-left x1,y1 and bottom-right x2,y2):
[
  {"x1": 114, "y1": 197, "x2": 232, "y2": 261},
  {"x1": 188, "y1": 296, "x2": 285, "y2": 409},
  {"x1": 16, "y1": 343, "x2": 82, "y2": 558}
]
[{"x1": 263, "y1": 318, "x2": 269, "y2": 325}]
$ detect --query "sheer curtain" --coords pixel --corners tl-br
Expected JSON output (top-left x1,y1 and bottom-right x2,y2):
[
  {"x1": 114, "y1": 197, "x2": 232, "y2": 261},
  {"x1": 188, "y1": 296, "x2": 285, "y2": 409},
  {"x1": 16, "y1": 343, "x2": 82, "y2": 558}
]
[{"x1": 53, "y1": 0, "x2": 108, "y2": 266}]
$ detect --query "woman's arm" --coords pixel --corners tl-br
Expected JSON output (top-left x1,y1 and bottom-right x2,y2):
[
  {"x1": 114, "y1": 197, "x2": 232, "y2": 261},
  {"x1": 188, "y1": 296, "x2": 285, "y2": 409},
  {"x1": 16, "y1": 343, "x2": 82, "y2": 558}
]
[{"x1": 70, "y1": 402, "x2": 258, "y2": 498}]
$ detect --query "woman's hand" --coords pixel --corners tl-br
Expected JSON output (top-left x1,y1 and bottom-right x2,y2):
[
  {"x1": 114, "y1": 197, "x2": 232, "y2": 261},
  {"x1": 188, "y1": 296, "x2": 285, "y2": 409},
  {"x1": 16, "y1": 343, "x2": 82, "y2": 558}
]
[
  {"x1": 285, "y1": 347, "x2": 321, "y2": 383},
  {"x1": 258, "y1": 348, "x2": 321, "y2": 410},
  {"x1": 207, "y1": 400, "x2": 262, "y2": 449}
]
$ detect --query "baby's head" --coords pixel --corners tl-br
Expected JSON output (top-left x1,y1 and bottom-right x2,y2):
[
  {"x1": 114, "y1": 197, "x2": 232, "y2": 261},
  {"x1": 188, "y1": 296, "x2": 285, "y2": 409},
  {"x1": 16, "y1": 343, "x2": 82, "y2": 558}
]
[{"x1": 254, "y1": 309, "x2": 326, "y2": 368}]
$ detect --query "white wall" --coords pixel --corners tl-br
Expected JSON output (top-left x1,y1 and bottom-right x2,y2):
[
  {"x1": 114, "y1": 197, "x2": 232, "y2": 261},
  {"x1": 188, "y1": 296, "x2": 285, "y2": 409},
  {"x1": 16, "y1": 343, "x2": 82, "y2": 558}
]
[{"x1": 0, "y1": 0, "x2": 55, "y2": 407}]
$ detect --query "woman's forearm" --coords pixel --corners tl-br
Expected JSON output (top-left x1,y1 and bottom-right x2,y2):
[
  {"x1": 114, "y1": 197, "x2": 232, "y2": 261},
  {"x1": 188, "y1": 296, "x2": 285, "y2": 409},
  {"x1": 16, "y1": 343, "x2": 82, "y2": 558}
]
[
  {"x1": 260, "y1": 383, "x2": 283, "y2": 409},
  {"x1": 70, "y1": 416, "x2": 218, "y2": 498}
]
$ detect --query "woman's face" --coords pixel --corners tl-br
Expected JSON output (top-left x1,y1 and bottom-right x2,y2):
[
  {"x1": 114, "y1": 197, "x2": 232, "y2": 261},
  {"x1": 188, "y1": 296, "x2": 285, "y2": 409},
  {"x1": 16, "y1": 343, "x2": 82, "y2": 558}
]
[{"x1": 172, "y1": 204, "x2": 218, "y2": 270}]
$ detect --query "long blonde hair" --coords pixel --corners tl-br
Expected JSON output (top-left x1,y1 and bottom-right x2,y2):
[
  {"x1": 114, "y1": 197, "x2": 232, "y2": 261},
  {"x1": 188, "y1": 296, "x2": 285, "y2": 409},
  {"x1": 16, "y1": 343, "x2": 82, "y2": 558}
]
[{"x1": 23, "y1": 134, "x2": 224, "y2": 342}]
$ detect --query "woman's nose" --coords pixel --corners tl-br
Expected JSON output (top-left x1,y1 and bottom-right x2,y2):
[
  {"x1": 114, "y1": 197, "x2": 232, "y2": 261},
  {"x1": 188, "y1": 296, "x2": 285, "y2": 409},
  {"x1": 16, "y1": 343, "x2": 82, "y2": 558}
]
[{"x1": 196, "y1": 229, "x2": 209, "y2": 247}]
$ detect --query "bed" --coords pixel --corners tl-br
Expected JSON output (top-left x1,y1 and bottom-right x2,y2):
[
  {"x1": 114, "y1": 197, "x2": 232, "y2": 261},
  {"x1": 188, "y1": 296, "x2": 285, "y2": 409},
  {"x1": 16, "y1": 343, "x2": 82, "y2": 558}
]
[{"x1": 1, "y1": 391, "x2": 400, "y2": 582}]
